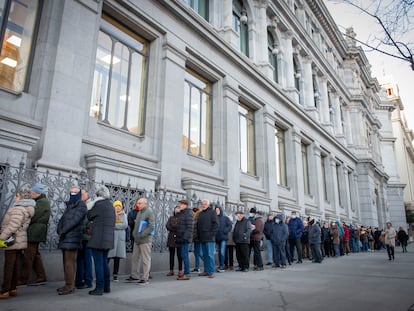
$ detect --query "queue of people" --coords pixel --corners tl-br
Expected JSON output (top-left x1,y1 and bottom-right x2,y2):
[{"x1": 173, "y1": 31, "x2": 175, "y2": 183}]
[{"x1": 0, "y1": 189, "x2": 410, "y2": 299}]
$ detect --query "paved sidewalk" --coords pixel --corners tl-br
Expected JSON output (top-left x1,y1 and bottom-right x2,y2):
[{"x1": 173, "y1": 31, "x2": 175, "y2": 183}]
[{"x1": 1, "y1": 244, "x2": 413, "y2": 311}]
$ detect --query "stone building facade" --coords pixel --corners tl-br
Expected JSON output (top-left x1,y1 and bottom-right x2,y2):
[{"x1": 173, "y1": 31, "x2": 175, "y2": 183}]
[{"x1": 0, "y1": 0, "x2": 408, "y2": 228}]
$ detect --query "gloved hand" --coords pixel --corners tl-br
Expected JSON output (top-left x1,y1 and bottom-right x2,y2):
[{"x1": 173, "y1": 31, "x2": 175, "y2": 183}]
[{"x1": 0, "y1": 239, "x2": 7, "y2": 248}]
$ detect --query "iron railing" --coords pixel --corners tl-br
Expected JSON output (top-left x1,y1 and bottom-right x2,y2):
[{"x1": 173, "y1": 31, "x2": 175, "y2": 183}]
[{"x1": 0, "y1": 162, "x2": 242, "y2": 252}]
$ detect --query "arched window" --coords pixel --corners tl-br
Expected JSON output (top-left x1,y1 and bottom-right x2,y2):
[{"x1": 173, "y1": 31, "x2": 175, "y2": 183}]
[
  {"x1": 267, "y1": 31, "x2": 279, "y2": 83},
  {"x1": 232, "y1": 0, "x2": 249, "y2": 56}
]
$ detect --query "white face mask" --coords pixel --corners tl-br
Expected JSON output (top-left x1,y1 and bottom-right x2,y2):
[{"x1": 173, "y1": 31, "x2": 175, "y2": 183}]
[
  {"x1": 249, "y1": 213, "x2": 254, "y2": 218},
  {"x1": 275, "y1": 219, "x2": 281, "y2": 224},
  {"x1": 291, "y1": 215, "x2": 297, "y2": 219}
]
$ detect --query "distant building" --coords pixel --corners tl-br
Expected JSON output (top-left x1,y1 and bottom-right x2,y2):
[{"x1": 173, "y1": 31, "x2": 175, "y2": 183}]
[
  {"x1": 0, "y1": 0, "x2": 408, "y2": 228},
  {"x1": 380, "y1": 75, "x2": 414, "y2": 233}
]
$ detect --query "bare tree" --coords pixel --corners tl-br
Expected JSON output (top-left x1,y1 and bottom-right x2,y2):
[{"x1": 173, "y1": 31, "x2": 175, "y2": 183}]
[{"x1": 330, "y1": 0, "x2": 414, "y2": 70}]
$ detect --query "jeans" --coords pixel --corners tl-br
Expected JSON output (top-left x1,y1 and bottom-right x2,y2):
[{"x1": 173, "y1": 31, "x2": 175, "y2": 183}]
[
  {"x1": 333, "y1": 244, "x2": 340, "y2": 257},
  {"x1": 224, "y1": 245, "x2": 234, "y2": 267},
  {"x1": 216, "y1": 240, "x2": 227, "y2": 269},
  {"x1": 91, "y1": 249, "x2": 110, "y2": 291},
  {"x1": 76, "y1": 240, "x2": 93, "y2": 287},
  {"x1": 272, "y1": 243, "x2": 286, "y2": 266},
  {"x1": 250, "y1": 240, "x2": 263, "y2": 268},
  {"x1": 201, "y1": 242, "x2": 215, "y2": 274},
  {"x1": 265, "y1": 239, "x2": 273, "y2": 263},
  {"x1": 180, "y1": 243, "x2": 190, "y2": 275},
  {"x1": 386, "y1": 244, "x2": 395, "y2": 259},
  {"x1": 289, "y1": 238, "x2": 302, "y2": 262},
  {"x1": 193, "y1": 242, "x2": 203, "y2": 270},
  {"x1": 310, "y1": 243, "x2": 322, "y2": 263}
]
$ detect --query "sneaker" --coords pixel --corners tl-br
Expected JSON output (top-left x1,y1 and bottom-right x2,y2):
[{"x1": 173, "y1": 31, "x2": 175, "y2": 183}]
[
  {"x1": 217, "y1": 268, "x2": 225, "y2": 273},
  {"x1": 113, "y1": 275, "x2": 119, "y2": 282},
  {"x1": 138, "y1": 279, "x2": 149, "y2": 285},
  {"x1": 126, "y1": 276, "x2": 140, "y2": 282},
  {"x1": 192, "y1": 268, "x2": 200, "y2": 273},
  {"x1": 208, "y1": 274, "x2": 215, "y2": 278}
]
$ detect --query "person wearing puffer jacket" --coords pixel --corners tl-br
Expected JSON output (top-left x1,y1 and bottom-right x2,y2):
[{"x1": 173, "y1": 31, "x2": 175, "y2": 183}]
[
  {"x1": 270, "y1": 214, "x2": 288, "y2": 268},
  {"x1": 0, "y1": 188, "x2": 35, "y2": 299},
  {"x1": 56, "y1": 186, "x2": 87, "y2": 295}
]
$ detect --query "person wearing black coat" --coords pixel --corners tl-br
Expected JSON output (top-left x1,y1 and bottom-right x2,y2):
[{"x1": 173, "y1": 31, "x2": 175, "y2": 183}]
[
  {"x1": 56, "y1": 187, "x2": 87, "y2": 295},
  {"x1": 197, "y1": 200, "x2": 219, "y2": 277},
  {"x1": 87, "y1": 185, "x2": 115, "y2": 295},
  {"x1": 233, "y1": 211, "x2": 252, "y2": 272},
  {"x1": 397, "y1": 227, "x2": 409, "y2": 253},
  {"x1": 215, "y1": 206, "x2": 232, "y2": 272},
  {"x1": 176, "y1": 200, "x2": 194, "y2": 280},
  {"x1": 321, "y1": 222, "x2": 331, "y2": 257},
  {"x1": 165, "y1": 207, "x2": 182, "y2": 277}
]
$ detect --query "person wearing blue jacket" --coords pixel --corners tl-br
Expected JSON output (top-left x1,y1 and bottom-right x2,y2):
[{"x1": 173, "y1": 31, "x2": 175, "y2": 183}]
[
  {"x1": 270, "y1": 214, "x2": 288, "y2": 268},
  {"x1": 215, "y1": 206, "x2": 232, "y2": 272},
  {"x1": 288, "y1": 211, "x2": 304, "y2": 263}
]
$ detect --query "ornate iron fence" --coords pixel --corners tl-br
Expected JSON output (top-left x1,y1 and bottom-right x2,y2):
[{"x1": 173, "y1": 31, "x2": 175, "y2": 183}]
[{"x1": 0, "y1": 162, "x2": 239, "y2": 253}]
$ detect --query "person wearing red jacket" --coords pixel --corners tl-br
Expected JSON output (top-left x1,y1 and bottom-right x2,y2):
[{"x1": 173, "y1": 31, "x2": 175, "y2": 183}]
[{"x1": 342, "y1": 223, "x2": 350, "y2": 255}]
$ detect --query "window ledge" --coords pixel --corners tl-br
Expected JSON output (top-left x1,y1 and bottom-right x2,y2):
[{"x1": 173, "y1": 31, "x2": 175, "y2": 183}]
[
  {"x1": 96, "y1": 120, "x2": 144, "y2": 140},
  {"x1": 186, "y1": 152, "x2": 215, "y2": 165},
  {"x1": 0, "y1": 87, "x2": 23, "y2": 96}
]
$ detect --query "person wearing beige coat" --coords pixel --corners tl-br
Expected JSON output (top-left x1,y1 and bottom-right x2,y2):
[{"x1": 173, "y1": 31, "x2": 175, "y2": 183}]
[
  {"x1": 0, "y1": 188, "x2": 35, "y2": 299},
  {"x1": 384, "y1": 221, "x2": 396, "y2": 261}
]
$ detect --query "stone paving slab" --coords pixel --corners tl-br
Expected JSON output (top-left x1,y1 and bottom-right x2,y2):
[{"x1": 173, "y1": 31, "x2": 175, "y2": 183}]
[{"x1": 1, "y1": 245, "x2": 413, "y2": 311}]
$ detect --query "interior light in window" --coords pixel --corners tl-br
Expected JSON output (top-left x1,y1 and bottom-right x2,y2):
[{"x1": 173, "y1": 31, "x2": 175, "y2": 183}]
[
  {"x1": 100, "y1": 54, "x2": 120, "y2": 65},
  {"x1": 1, "y1": 57, "x2": 17, "y2": 67},
  {"x1": 7, "y1": 35, "x2": 22, "y2": 47},
  {"x1": 120, "y1": 94, "x2": 131, "y2": 102}
]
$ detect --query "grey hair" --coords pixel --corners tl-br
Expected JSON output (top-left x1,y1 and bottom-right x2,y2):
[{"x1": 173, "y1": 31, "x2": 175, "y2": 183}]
[
  {"x1": 16, "y1": 187, "x2": 32, "y2": 200},
  {"x1": 202, "y1": 199, "x2": 210, "y2": 205},
  {"x1": 95, "y1": 185, "x2": 110, "y2": 199}
]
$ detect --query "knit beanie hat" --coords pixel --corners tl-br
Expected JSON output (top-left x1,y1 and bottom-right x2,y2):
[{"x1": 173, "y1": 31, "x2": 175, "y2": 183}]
[{"x1": 32, "y1": 183, "x2": 45, "y2": 194}]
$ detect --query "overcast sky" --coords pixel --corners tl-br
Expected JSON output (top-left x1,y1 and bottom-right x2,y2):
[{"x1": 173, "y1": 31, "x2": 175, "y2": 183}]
[{"x1": 325, "y1": 1, "x2": 414, "y2": 131}]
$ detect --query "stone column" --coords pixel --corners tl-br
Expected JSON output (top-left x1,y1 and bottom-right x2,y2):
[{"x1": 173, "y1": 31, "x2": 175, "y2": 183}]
[
  {"x1": 313, "y1": 144, "x2": 324, "y2": 212},
  {"x1": 283, "y1": 30, "x2": 295, "y2": 91},
  {"x1": 331, "y1": 92, "x2": 343, "y2": 136},
  {"x1": 263, "y1": 110, "x2": 278, "y2": 204},
  {"x1": 329, "y1": 156, "x2": 340, "y2": 217},
  {"x1": 343, "y1": 166, "x2": 352, "y2": 218},
  {"x1": 292, "y1": 128, "x2": 305, "y2": 212},
  {"x1": 255, "y1": 0, "x2": 268, "y2": 64},
  {"x1": 158, "y1": 38, "x2": 188, "y2": 191},
  {"x1": 223, "y1": 77, "x2": 241, "y2": 201},
  {"x1": 35, "y1": 0, "x2": 101, "y2": 172},
  {"x1": 303, "y1": 56, "x2": 313, "y2": 108}
]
